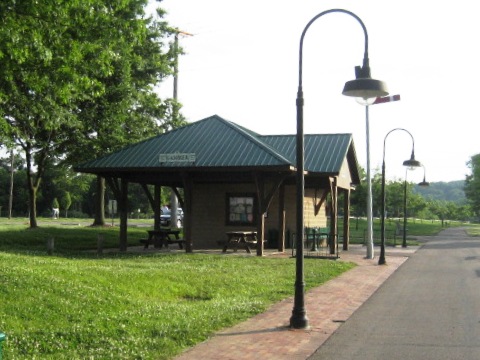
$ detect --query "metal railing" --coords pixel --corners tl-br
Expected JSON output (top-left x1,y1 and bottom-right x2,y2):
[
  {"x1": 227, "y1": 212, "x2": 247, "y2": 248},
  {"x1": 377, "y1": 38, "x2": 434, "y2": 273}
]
[{"x1": 291, "y1": 227, "x2": 339, "y2": 259}]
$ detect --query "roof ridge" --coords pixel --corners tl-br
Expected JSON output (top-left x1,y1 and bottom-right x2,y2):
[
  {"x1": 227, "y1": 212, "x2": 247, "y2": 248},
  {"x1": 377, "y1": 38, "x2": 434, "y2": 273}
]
[
  {"x1": 261, "y1": 133, "x2": 352, "y2": 137},
  {"x1": 218, "y1": 117, "x2": 294, "y2": 166}
]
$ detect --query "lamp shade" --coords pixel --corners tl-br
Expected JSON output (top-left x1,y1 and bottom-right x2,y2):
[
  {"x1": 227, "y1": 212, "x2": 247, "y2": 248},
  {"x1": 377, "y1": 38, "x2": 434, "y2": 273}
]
[
  {"x1": 418, "y1": 179, "x2": 430, "y2": 187},
  {"x1": 343, "y1": 78, "x2": 389, "y2": 99},
  {"x1": 403, "y1": 158, "x2": 421, "y2": 168}
]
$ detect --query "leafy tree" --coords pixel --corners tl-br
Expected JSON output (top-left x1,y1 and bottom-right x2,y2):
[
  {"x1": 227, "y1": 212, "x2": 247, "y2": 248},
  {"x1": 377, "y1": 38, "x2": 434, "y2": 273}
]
[
  {"x1": 416, "y1": 180, "x2": 466, "y2": 204},
  {"x1": 0, "y1": 0, "x2": 183, "y2": 227},
  {"x1": 407, "y1": 192, "x2": 428, "y2": 219},
  {"x1": 427, "y1": 200, "x2": 449, "y2": 225},
  {"x1": 454, "y1": 204, "x2": 473, "y2": 221},
  {"x1": 62, "y1": 2, "x2": 186, "y2": 226},
  {"x1": 0, "y1": 1, "x2": 104, "y2": 226},
  {"x1": 349, "y1": 167, "x2": 367, "y2": 217},
  {"x1": 60, "y1": 191, "x2": 72, "y2": 218},
  {"x1": 0, "y1": 153, "x2": 28, "y2": 217},
  {"x1": 465, "y1": 154, "x2": 480, "y2": 217},
  {"x1": 352, "y1": 168, "x2": 470, "y2": 223}
]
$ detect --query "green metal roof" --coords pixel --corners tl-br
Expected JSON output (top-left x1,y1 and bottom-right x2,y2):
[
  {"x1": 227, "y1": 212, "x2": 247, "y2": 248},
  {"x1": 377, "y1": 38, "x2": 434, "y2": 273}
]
[
  {"x1": 260, "y1": 133, "x2": 356, "y2": 174},
  {"x1": 76, "y1": 115, "x2": 292, "y2": 170},
  {"x1": 75, "y1": 115, "x2": 359, "y2": 182}
]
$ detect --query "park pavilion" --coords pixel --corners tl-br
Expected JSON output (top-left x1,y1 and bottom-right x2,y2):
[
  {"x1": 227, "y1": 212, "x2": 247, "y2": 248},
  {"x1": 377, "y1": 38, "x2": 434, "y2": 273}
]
[{"x1": 75, "y1": 115, "x2": 361, "y2": 256}]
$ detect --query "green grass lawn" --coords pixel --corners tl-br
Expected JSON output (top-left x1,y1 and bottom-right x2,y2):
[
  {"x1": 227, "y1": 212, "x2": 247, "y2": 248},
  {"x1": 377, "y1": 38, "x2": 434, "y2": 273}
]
[
  {"x1": 0, "y1": 217, "x2": 151, "y2": 253},
  {"x1": 0, "y1": 218, "x2": 355, "y2": 359},
  {"x1": 0, "y1": 216, "x2": 474, "y2": 359},
  {"x1": 347, "y1": 217, "x2": 464, "y2": 246},
  {"x1": 464, "y1": 225, "x2": 480, "y2": 236}
]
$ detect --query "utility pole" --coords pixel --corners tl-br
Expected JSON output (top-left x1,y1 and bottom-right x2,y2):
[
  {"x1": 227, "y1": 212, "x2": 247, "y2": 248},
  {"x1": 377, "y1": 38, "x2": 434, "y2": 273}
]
[
  {"x1": 170, "y1": 29, "x2": 192, "y2": 228},
  {"x1": 172, "y1": 29, "x2": 193, "y2": 118}
]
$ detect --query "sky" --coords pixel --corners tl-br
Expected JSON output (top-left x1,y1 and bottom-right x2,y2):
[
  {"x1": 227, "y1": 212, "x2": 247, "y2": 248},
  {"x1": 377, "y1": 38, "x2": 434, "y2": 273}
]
[{"x1": 150, "y1": 0, "x2": 480, "y2": 183}]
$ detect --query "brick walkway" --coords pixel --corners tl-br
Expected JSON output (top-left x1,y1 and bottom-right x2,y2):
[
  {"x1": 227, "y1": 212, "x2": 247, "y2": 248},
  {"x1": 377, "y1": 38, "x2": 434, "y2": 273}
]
[{"x1": 174, "y1": 245, "x2": 418, "y2": 360}]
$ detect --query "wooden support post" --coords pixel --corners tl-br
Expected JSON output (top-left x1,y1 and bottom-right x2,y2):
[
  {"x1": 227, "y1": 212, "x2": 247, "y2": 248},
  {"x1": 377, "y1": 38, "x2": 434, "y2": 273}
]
[
  {"x1": 181, "y1": 172, "x2": 193, "y2": 253},
  {"x1": 343, "y1": 189, "x2": 350, "y2": 251},
  {"x1": 278, "y1": 184, "x2": 286, "y2": 252},
  {"x1": 119, "y1": 179, "x2": 129, "y2": 252},
  {"x1": 254, "y1": 172, "x2": 265, "y2": 256},
  {"x1": 329, "y1": 177, "x2": 338, "y2": 255}
]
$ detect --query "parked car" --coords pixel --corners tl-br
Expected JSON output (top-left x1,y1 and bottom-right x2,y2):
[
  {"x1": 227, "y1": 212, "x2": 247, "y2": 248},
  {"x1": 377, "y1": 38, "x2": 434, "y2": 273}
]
[{"x1": 160, "y1": 208, "x2": 184, "y2": 227}]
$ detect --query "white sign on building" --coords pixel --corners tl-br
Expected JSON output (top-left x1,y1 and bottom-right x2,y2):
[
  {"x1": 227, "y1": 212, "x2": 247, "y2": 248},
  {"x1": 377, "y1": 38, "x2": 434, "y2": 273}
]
[{"x1": 159, "y1": 153, "x2": 196, "y2": 163}]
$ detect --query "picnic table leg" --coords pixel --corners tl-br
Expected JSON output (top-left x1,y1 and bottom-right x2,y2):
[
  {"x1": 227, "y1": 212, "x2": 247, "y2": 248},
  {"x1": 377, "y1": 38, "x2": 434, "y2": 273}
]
[
  {"x1": 157, "y1": 234, "x2": 167, "y2": 248},
  {"x1": 145, "y1": 235, "x2": 152, "y2": 249},
  {"x1": 230, "y1": 236, "x2": 240, "y2": 252},
  {"x1": 223, "y1": 237, "x2": 230, "y2": 252},
  {"x1": 173, "y1": 233, "x2": 184, "y2": 249},
  {"x1": 242, "y1": 235, "x2": 251, "y2": 253},
  {"x1": 224, "y1": 236, "x2": 241, "y2": 252}
]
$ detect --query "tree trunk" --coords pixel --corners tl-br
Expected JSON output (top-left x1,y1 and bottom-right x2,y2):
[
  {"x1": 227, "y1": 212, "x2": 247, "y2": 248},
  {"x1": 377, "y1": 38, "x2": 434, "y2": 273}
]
[
  {"x1": 24, "y1": 144, "x2": 40, "y2": 228},
  {"x1": 93, "y1": 176, "x2": 106, "y2": 226},
  {"x1": 8, "y1": 149, "x2": 14, "y2": 219},
  {"x1": 119, "y1": 179, "x2": 129, "y2": 251},
  {"x1": 27, "y1": 176, "x2": 38, "y2": 228}
]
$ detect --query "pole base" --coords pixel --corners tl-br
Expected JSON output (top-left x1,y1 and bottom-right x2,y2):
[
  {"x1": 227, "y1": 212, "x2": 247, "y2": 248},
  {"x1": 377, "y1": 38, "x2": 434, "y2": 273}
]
[{"x1": 290, "y1": 311, "x2": 309, "y2": 329}]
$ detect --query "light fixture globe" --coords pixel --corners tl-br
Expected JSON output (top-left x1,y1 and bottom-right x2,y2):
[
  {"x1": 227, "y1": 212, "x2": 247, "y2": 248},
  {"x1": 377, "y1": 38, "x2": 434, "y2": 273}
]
[{"x1": 355, "y1": 96, "x2": 376, "y2": 106}]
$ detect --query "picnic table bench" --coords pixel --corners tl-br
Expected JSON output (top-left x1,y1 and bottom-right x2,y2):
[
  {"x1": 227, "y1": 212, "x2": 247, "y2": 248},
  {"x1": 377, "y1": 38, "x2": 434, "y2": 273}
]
[
  {"x1": 223, "y1": 231, "x2": 258, "y2": 253},
  {"x1": 140, "y1": 229, "x2": 185, "y2": 249}
]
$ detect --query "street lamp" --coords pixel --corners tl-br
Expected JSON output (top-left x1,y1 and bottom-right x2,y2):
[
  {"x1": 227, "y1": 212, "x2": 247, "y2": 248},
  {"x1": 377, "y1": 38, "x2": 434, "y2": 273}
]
[
  {"x1": 402, "y1": 168, "x2": 411, "y2": 248},
  {"x1": 290, "y1": 8, "x2": 388, "y2": 330},
  {"x1": 379, "y1": 128, "x2": 421, "y2": 265},
  {"x1": 355, "y1": 95, "x2": 400, "y2": 259},
  {"x1": 355, "y1": 100, "x2": 375, "y2": 259},
  {"x1": 402, "y1": 165, "x2": 429, "y2": 247},
  {"x1": 418, "y1": 165, "x2": 430, "y2": 187}
]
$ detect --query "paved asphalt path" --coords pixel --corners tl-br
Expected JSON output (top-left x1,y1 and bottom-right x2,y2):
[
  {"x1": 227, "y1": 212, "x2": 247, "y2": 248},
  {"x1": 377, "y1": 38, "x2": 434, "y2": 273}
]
[{"x1": 309, "y1": 227, "x2": 480, "y2": 360}]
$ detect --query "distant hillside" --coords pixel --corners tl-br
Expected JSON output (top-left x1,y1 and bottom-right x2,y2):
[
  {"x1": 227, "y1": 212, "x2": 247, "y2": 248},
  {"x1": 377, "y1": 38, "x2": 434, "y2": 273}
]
[{"x1": 414, "y1": 180, "x2": 466, "y2": 204}]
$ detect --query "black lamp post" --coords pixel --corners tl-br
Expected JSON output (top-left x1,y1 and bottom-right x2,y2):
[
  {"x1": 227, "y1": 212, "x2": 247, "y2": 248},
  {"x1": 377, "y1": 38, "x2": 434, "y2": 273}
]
[
  {"x1": 402, "y1": 168, "x2": 410, "y2": 248},
  {"x1": 403, "y1": 165, "x2": 429, "y2": 247},
  {"x1": 379, "y1": 128, "x2": 421, "y2": 265},
  {"x1": 290, "y1": 8, "x2": 388, "y2": 330}
]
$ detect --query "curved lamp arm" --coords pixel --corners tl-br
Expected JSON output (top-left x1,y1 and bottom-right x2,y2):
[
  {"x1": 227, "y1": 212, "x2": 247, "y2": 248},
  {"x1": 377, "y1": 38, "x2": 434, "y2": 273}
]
[
  {"x1": 298, "y1": 9, "x2": 369, "y2": 89},
  {"x1": 382, "y1": 127, "x2": 421, "y2": 168}
]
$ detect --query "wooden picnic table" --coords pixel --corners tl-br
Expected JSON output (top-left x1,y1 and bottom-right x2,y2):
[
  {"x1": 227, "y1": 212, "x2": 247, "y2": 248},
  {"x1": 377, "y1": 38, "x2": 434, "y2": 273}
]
[
  {"x1": 223, "y1": 231, "x2": 258, "y2": 253},
  {"x1": 142, "y1": 229, "x2": 184, "y2": 249}
]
